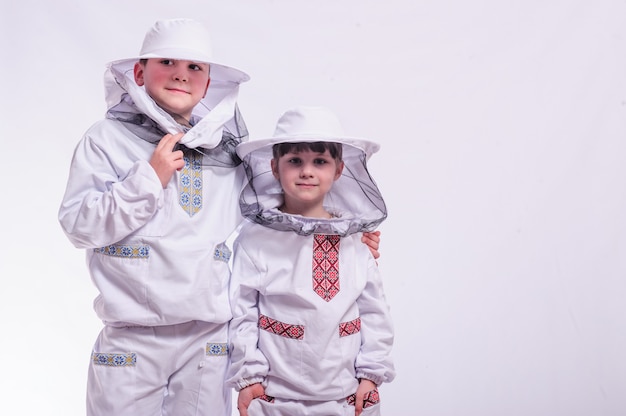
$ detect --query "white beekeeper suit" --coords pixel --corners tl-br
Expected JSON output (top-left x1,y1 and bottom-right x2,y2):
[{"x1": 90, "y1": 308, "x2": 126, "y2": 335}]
[
  {"x1": 226, "y1": 106, "x2": 395, "y2": 415},
  {"x1": 58, "y1": 18, "x2": 249, "y2": 415}
]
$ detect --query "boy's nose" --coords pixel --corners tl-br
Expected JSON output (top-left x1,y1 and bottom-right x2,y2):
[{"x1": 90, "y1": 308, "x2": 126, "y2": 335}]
[
  {"x1": 300, "y1": 165, "x2": 313, "y2": 177},
  {"x1": 173, "y1": 71, "x2": 188, "y2": 82}
]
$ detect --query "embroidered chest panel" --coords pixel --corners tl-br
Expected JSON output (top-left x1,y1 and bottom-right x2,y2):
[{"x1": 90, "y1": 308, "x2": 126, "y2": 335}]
[
  {"x1": 312, "y1": 234, "x2": 341, "y2": 301},
  {"x1": 179, "y1": 150, "x2": 203, "y2": 216}
]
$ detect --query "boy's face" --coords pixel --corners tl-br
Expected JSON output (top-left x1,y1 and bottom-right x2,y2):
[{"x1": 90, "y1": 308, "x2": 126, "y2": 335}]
[
  {"x1": 271, "y1": 149, "x2": 344, "y2": 217},
  {"x1": 134, "y1": 58, "x2": 211, "y2": 122}
]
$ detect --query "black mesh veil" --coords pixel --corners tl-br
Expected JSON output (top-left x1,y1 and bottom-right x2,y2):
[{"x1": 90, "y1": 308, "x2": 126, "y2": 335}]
[
  {"x1": 104, "y1": 59, "x2": 249, "y2": 168},
  {"x1": 238, "y1": 140, "x2": 387, "y2": 236}
]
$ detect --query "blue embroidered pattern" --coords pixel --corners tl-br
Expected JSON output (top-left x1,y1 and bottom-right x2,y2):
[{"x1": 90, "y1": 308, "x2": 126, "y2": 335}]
[
  {"x1": 94, "y1": 244, "x2": 150, "y2": 258},
  {"x1": 92, "y1": 352, "x2": 137, "y2": 367},
  {"x1": 213, "y1": 243, "x2": 232, "y2": 263},
  {"x1": 180, "y1": 150, "x2": 203, "y2": 217},
  {"x1": 206, "y1": 343, "x2": 228, "y2": 356}
]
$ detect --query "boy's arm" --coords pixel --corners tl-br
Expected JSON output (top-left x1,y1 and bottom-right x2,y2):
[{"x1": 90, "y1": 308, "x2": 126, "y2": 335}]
[
  {"x1": 58, "y1": 133, "x2": 164, "y2": 248},
  {"x1": 226, "y1": 239, "x2": 270, "y2": 390},
  {"x1": 236, "y1": 383, "x2": 265, "y2": 416},
  {"x1": 354, "y1": 255, "x2": 396, "y2": 386},
  {"x1": 354, "y1": 379, "x2": 377, "y2": 416}
]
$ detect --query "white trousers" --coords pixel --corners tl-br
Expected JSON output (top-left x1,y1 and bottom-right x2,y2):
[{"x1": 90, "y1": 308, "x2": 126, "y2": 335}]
[
  {"x1": 246, "y1": 390, "x2": 382, "y2": 416},
  {"x1": 87, "y1": 320, "x2": 230, "y2": 416}
]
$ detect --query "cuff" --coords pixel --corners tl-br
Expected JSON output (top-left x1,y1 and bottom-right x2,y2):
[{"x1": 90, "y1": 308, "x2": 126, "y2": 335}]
[{"x1": 235, "y1": 376, "x2": 266, "y2": 392}]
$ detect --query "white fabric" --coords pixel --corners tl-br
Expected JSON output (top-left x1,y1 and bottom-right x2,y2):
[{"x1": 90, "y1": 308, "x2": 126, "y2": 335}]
[
  {"x1": 238, "y1": 146, "x2": 387, "y2": 236},
  {"x1": 226, "y1": 222, "x2": 395, "y2": 400},
  {"x1": 60, "y1": 17, "x2": 250, "y2": 326},
  {"x1": 182, "y1": 87, "x2": 241, "y2": 149},
  {"x1": 247, "y1": 395, "x2": 381, "y2": 416},
  {"x1": 87, "y1": 321, "x2": 230, "y2": 416},
  {"x1": 58, "y1": 118, "x2": 246, "y2": 326},
  {"x1": 237, "y1": 106, "x2": 387, "y2": 236},
  {"x1": 105, "y1": 59, "x2": 245, "y2": 150},
  {"x1": 139, "y1": 18, "x2": 216, "y2": 63},
  {"x1": 59, "y1": 18, "x2": 249, "y2": 416},
  {"x1": 103, "y1": 19, "x2": 249, "y2": 150},
  {"x1": 136, "y1": 18, "x2": 249, "y2": 85},
  {"x1": 236, "y1": 105, "x2": 379, "y2": 161}
]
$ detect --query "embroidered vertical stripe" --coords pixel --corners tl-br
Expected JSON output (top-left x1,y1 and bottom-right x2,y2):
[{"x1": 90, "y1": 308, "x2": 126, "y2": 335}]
[
  {"x1": 179, "y1": 149, "x2": 203, "y2": 216},
  {"x1": 312, "y1": 234, "x2": 341, "y2": 301}
]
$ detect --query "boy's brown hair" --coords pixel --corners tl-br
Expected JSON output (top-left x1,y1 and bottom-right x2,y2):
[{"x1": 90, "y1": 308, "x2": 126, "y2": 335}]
[{"x1": 272, "y1": 142, "x2": 343, "y2": 162}]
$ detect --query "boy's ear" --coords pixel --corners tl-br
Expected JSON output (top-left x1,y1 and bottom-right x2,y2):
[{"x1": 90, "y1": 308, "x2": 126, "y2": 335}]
[
  {"x1": 334, "y1": 161, "x2": 345, "y2": 180},
  {"x1": 271, "y1": 159, "x2": 280, "y2": 179},
  {"x1": 202, "y1": 77, "x2": 211, "y2": 97},
  {"x1": 133, "y1": 62, "x2": 145, "y2": 86}
]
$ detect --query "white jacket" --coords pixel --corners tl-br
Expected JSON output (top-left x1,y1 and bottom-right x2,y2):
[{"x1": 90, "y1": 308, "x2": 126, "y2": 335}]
[
  {"x1": 227, "y1": 221, "x2": 395, "y2": 400},
  {"x1": 58, "y1": 59, "x2": 247, "y2": 326},
  {"x1": 226, "y1": 129, "x2": 395, "y2": 399}
]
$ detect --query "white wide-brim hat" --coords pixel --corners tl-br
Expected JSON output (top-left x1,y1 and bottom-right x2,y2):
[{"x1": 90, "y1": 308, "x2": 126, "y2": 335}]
[
  {"x1": 110, "y1": 18, "x2": 249, "y2": 84},
  {"x1": 236, "y1": 106, "x2": 379, "y2": 160},
  {"x1": 237, "y1": 106, "x2": 386, "y2": 236},
  {"x1": 104, "y1": 18, "x2": 249, "y2": 148}
]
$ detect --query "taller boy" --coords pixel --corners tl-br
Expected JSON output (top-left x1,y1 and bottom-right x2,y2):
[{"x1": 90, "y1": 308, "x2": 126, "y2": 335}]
[{"x1": 59, "y1": 19, "x2": 249, "y2": 415}]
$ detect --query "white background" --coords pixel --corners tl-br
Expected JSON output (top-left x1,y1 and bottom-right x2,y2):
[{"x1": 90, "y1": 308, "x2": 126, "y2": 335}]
[{"x1": 2, "y1": 1, "x2": 626, "y2": 415}]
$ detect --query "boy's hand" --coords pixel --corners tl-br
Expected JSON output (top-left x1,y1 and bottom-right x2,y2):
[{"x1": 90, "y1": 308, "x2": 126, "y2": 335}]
[
  {"x1": 149, "y1": 132, "x2": 185, "y2": 188},
  {"x1": 236, "y1": 383, "x2": 265, "y2": 416},
  {"x1": 354, "y1": 379, "x2": 377, "y2": 416},
  {"x1": 362, "y1": 231, "x2": 381, "y2": 259}
]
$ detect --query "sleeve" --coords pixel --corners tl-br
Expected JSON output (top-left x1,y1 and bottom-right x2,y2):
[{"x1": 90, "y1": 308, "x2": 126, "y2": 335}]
[
  {"x1": 226, "y1": 234, "x2": 270, "y2": 391},
  {"x1": 355, "y1": 252, "x2": 396, "y2": 386},
  {"x1": 58, "y1": 131, "x2": 164, "y2": 248}
]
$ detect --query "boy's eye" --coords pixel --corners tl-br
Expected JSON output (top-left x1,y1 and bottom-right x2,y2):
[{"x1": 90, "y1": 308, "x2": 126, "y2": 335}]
[
  {"x1": 160, "y1": 59, "x2": 174, "y2": 65},
  {"x1": 189, "y1": 64, "x2": 202, "y2": 71},
  {"x1": 314, "y1": 159, "x2": 328, "y2": 165},
  {"x1": 287, "y1": 157, "x2": 302, "y2": 164}
]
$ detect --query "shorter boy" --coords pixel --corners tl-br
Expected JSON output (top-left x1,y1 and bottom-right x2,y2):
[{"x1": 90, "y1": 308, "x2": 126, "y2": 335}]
[{"x1": 226, "y1": 106, "x2": 395, "y2": 416}]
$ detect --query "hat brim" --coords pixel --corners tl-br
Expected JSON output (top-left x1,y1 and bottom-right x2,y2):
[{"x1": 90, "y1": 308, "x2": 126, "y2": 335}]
[
  {"x1": 109, "y1": 56, "x2": 249, "y2": 85},
  {"x1": 237, "y1": 135, "x2": 380, "y2": 160}
]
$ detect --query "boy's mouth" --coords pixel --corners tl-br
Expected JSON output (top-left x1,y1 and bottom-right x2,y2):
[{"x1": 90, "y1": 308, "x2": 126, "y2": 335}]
[{"x1": 166, "y1": 88, "x2": 190, "y2": 94}]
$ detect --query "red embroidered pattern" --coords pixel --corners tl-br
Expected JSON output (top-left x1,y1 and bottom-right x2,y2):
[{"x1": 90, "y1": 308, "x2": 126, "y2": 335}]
[
  {"x1": 257, "y1": 394, "x2": 275, "y2": 403},
  {"x1": 339, "y1": 317, "x2": 361, "y2": 337},
  {"x1": 347, "y1": 388, "x2": 380, "y2": 408},
  {"x1": 259, "y1": 314, "x2": 304, "y2": 340},
  {"x1": 312, "y1": 234, "x2": 341, "y2": 301}
]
